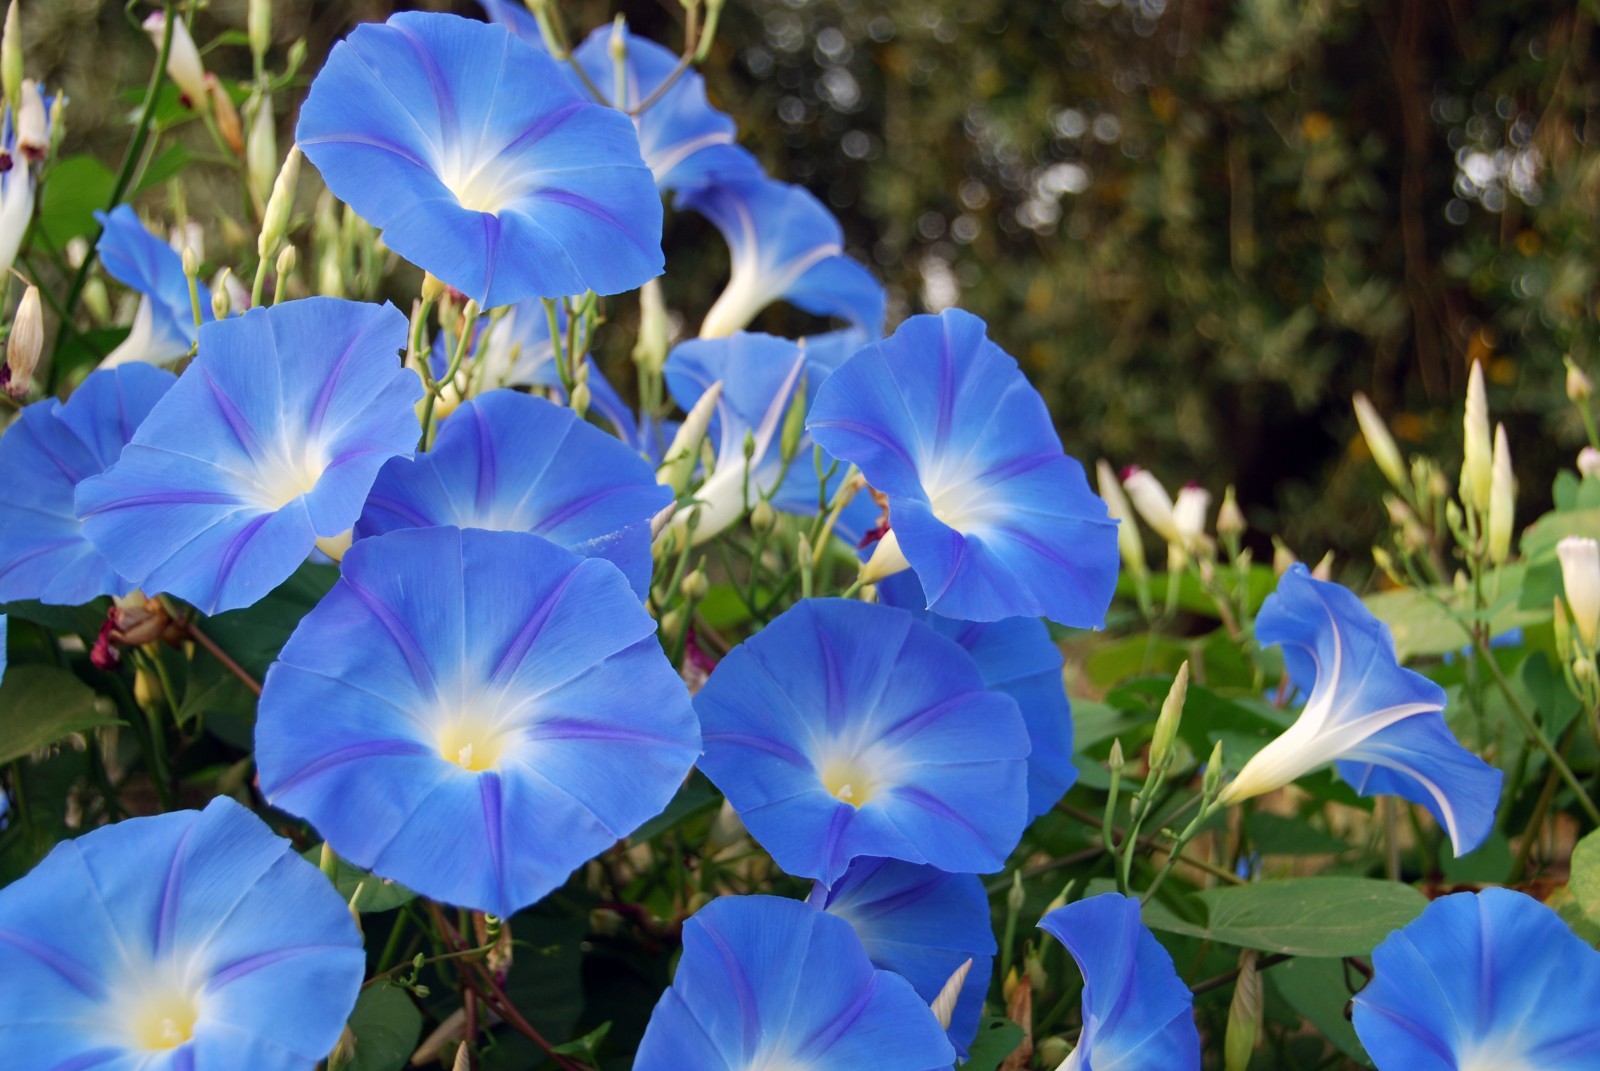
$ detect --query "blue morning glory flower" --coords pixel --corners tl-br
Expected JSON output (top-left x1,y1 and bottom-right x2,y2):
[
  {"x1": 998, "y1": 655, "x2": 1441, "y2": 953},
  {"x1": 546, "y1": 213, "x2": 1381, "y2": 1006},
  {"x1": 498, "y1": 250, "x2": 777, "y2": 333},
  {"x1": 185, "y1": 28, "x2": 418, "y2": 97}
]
[
  {"x1": 682, "y1": 176, "x2": 884, "y2": 338},
  {"x1": 1039, "y1": 893, "x2": 1201, "y2": 1071},
  {"x1": 1217, "y1": 563, "x2": 1501, "y2": 857},
  {"x1": 0, "y1": 796, "x2": 364, "y2": 1070},
  {"x1": 1353, "y1": 888, "x2": 1600, "y2": 1071},
  {"x1": 94, "y1": 205, "x2": 212, "y2": 369},
  {"x1": 878, "y1": 572, "x2": 1076, "y2": 819},
  {"x1": 573, "y1": 24, "x2": 762, "y2": 191},
  {"x1": 0, "y1": 364, "x2": 174, "y2": 605},
  {"x1": 809, "y1": 308, "x2": 1120, "y2": 626},
  {"x1": 811, "y1": 857, "x2": 996, "y2": 1057},
  {"x1": 75, "y1": 298, "x2": 421, "y2": 615},
  {"x1": 255, "y1": 526, "x2": 700, "y2": 917},
  {"x1": 694, "y1": 598, "x2": 1029, "y2": 885},
  {"x1": 663, "y1": 332, "x2": 874, "y2": 545},
  {"x1": 635, "y1": 894, "x2": 956, "y2": 1071},
  {"x1": 298, "y1": 11, "x2": 663, "y2": 308},
  {"x1": 355, "y1": 389, "x2": 669, "y2": 596}
]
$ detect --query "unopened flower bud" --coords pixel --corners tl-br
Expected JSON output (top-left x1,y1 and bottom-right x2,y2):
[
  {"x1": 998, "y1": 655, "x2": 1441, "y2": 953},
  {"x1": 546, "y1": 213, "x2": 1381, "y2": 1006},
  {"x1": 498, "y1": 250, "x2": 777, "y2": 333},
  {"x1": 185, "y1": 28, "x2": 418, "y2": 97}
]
[
  {"x1": 632, "y1": 278, "x2": 669, "y2": 375},
  {"x1": 1216, "y1": 485, "x2": 1245, "y2": 538},
  {"x1": 1462, "y1": 360, "x2": 1493, "y2": 511},
  {"x1": 658, "y1": 381, "x2": 722, "y2": 494},
  {"x1": 144, "y1": 12, "x2": 208, "y2": 111},
  {"x1": 257, "y1": 145, "x2": 301, "y2": 258},
  {"x1": 1173, "y1": 484, "x2": 1211, "y2": 549},
  {"x1": 245, "y1": 94, "x2": 276, "y2": 210},
  {"x1": 210, "y1": 272, "x2": 232, "y2": 319},
  {"x1": 1122, "y1": 466, "x2": 1180, "y2": 543},
  {"x1": 1352, "y1": 392, "x2": 1408, "y2": 492},
  {"x1": 1202, "y1": 739, "x2": 1225, "y2": 800},
  {"x1": 4, "y1": 283, "x2": 41, "y2": 399},
  {"x1": 1036, "y1": 1038, "x2": 1071, "y2": 1068},
  {"x1": 680, "y1": 567, "x2": 709, "y2": 602},
  {"x1": 570, "y1": 381, "x2": 591, "y2": 419},
  {"x1": 1, "y1": 2, "x2": 20, "y2": 121},
  {"x1": 1108, "y1": 737, "x2": 1126, "y2": 774},
  {"x1": 286, "y1": 38, "x2": 307, "y2": 75},
  {"x1": 750, "y1": 497, "x2": 775, "y2": 533},
  {"x1": 208, "y1": 76, "x2": 243, "y2": 156},
  {"x1": 1271, "y1": 537, "x2": 1295, "y2": 577},
  {"x1": 779, "y1": 375, "x2": 808, "y2": 465},
  {"x1": 1557, "y1": 536, "x2": 1600, "y2": 651},
  {"x1": 1372, "y1": 546, "x2": 1401, "y2": 584},
  {"x1": 1097, "y1": 459, "x2": 1147, "y2": 581},
  {"x1": 1311, "y1": 550, "x2": 1334, "y2": 581},
  {"x1": 1567, "y1": 357, "x2": 1593, "y2": 403},
  {"x1": 659, "y1": 608, "x2": 683, "y2": 638},
  {"x1": 1554, "y1": 596, "x2": 1573, "y2": 661},
  {"x1": 275, "y1": 243, "x2": 296, "y2": 282},
  {"x1": 1150, "y1": 661, "x2": 1188, "y2": 772},
  {"x1": 248, "y1": 0, "x2": 272, "y2": 64},
  {"x1": 1577, "y1": 656, "x2": 1599, "y2": 689},
  {"x1": 1487, "y1": 423, "x2": 1514, "y2": 564},
  {"x1": 15, "y1": 78, "x2": 45, "y2": 162},
  {"x1": 1580, "y1": 447, "x2": 1600, "y2": 480}
]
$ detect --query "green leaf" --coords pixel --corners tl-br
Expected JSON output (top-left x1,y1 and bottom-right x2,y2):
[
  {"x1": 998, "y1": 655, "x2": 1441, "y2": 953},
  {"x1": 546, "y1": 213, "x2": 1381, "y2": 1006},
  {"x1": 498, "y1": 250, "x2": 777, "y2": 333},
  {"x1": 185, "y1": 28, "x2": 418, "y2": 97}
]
[
  {"x1": 37, "y1": 155, "x2": 116, "y2": 249},
  {"x1": 1364, "y1": 571, "x2": 1535, "y2": 660},
  {"x1": 1571, "y1": 829, "x2": 1600, "y2": 923},
  {"x1": 960, "y1": 1017, "x2": 1026, "y2": 1071},
  {"x1": 1269, "y1": 957, "x2": 1372, "y2": 1067},
  {"x1": 134, "y1": 142, "x2": 196, "y2": 194},
  {"x1": 1143, "y1": 877, "x2": 1428, "y2": 957},
  {"x1": 550, "y1": 1020, "x2": 612, "y2": 1058},
  {"x1": 0, "y1": 665, "x2": 121, "y2": 764},
  {"x1": 343, "y1": 984, "x2": 421, "y2": 1071},
  {"x1": 1521, "y1": 651, "x2": 1581, "y2": 739},
  {"x1": 301, "y1": 846, "x2": 416, "y2": 914}
]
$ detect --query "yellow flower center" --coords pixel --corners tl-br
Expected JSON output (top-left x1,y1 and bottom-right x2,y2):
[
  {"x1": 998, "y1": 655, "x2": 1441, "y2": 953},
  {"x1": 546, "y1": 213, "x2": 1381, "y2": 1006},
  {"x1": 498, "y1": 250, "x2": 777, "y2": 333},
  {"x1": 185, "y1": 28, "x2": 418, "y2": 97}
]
[
  {"x1": 821, "y1": 757, "x2": 878, "y2": 808},
  {"x1": 437, "y1": 717, "x2": 508, "y2": 773},
  {"x1": 126, "y1": 989, "x2": 199, "y2": 1051}
]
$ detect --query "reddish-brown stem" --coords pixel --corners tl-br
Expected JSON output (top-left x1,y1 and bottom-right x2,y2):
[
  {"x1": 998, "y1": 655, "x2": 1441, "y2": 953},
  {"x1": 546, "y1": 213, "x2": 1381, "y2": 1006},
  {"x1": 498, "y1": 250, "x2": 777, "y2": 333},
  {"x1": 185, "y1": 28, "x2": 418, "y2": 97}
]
[{"x1": 184, "y1": 618, "x2": 263, "y2": 697}]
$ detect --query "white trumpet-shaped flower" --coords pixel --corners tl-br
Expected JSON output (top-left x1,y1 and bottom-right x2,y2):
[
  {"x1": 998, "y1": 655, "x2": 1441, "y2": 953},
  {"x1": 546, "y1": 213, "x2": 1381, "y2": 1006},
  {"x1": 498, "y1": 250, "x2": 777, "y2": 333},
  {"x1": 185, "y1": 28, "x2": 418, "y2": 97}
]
[{"x1": 1218, "y1": 564, "x2": 1501, "y2": 856}]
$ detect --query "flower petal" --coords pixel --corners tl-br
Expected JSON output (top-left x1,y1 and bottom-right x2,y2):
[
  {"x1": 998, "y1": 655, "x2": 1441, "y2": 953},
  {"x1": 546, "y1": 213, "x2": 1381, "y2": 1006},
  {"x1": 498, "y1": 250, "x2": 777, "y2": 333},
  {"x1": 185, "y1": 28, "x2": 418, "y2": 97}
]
[
  {"x1": 75, "y1": 298, "x2": 421, "y2": 614},
  {"x1": 1038, "y1": 893, "x2": 1200, "y2": 1071},
  {"x1": 635, "y1": 895, "x2": 955, "y2": 1071}
]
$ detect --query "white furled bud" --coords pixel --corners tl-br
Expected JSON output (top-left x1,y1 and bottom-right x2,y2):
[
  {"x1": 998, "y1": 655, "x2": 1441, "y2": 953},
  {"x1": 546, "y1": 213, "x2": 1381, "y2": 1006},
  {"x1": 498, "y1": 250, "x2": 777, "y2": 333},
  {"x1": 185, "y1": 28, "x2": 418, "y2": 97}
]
[
  {"x1": 1122, "y1": 466, "x2": 1180, "y2": 543},
  {"x1": 3, "y1": 282, "x2": 41, "y2": 399},
  {"x1": 1461, "y1": 360, "x2": 1493, "y2": 511},
  {"x1": 1352, "y1": 392, "x2": 1408, "y2": 493},
  {"x1": 1097, "y1": 459, "x2": 1147, "y2": 582},
  {"x1": 1557, "y1": 536, "x2": 1600, "y2": 651},
  {"x1": 257, "y1": 145, "x2": 302, "y2": 258},
  {"x1": 1579, "y1": 446, "x2": 1600, "y2": 481},
  {"x1": 14, "y1": 78, "x2": 46, "y2": 162},
  {"x1": 1486, "y1": 423, "x2": 1514, "y2": 565},
  {"x1": 143, "y1": 12, "x2": 208, "y2": 111},
  {"x1": 1567, "y1": 357, "x2": 1593, "y2": 403},
  {"x1": 657, "y1": 381, "x2": 722, "y2": 494}
]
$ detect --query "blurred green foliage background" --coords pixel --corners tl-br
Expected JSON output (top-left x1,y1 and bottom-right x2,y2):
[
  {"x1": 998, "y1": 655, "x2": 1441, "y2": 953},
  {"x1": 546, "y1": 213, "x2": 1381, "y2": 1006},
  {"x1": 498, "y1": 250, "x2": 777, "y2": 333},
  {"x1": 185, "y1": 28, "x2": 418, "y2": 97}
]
[{"x1": 27, "y1": 0, "x2": 1600, "y2": 564}]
